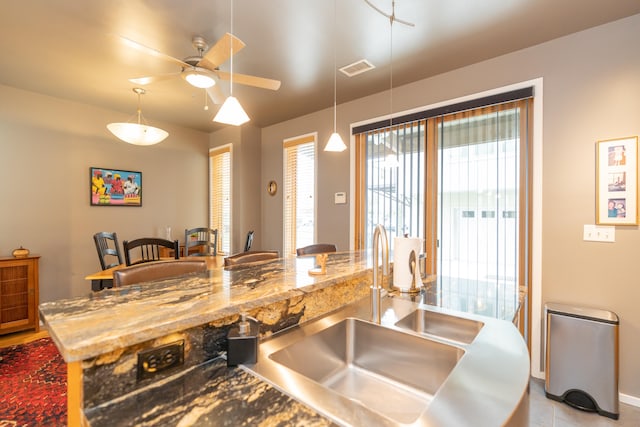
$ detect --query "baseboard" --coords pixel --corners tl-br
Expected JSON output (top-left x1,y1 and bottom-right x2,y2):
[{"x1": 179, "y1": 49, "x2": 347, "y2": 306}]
[{"x1": 620, "y1": 393, "x2": 640, "y2": 408}]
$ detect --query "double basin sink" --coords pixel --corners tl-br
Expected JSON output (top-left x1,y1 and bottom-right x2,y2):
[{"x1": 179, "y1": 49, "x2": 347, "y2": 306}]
[{"x1": 245, "y1": 297, "x2": 489, "y2": 426}]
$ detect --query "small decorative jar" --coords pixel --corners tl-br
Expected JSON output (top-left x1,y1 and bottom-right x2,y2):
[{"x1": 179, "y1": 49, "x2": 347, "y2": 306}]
[{"x1": 12, "y1": 246, "x2": 30, "y2": 258}]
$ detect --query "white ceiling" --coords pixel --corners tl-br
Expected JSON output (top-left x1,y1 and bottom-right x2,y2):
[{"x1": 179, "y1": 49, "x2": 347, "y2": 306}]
[{"x1": 1, "y1": 1, "x2": 639, "y2": 133}]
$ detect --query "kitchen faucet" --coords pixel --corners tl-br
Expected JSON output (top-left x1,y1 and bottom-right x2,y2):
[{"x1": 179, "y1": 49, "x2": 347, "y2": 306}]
[{"x1": 371, "y1": 224, "x2": 389, "y2": 324}]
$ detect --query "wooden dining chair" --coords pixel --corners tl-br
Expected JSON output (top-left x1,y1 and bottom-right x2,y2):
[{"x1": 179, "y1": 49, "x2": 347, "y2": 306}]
[
  {"x1": 184, "y1": 227, "x2": 218, "y2": 256},
  {"x1": 296, "y1": 243, "x2": 337, "y2": 256},
  {"x1": 113, "y1": 260, "x2": 207, "y2": 287},
  {"x1": 224, "y1": 250, "x2": 279, "y2": 268},
  {"x1": 122, "y1": 238, "x2": 179, "y2": 266},
  {"x1": 93, "y1": 232, "x2": 123, "y2": 270}
]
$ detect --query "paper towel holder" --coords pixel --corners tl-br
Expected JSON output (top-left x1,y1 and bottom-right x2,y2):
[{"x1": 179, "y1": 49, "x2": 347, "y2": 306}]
[{"x1": 392, "y1": 236, "x2": 423, "y2": 294}]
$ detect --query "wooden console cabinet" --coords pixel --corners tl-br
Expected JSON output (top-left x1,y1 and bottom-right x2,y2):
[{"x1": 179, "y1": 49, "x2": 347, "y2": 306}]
[{"x1": 0, "y1": 255, "x2": 39, "y2": 335}]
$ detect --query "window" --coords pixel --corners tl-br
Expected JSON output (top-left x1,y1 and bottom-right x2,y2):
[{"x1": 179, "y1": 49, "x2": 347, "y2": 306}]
[
  {"x1": 354, "y1": 91, "x2": 533, "y2": 327},
  {"x1": 354, "y1": 123, "x2": 425, "y2": 250},
  {"x1": 283, "y1": 134, "x2": 316, "y2": 256},
  {"x1": 209, "y1": 145, "x2": 232, "y2": 255}
]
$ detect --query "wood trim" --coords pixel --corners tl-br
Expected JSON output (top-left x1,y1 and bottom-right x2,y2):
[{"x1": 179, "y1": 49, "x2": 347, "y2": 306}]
[
  {"x1": 425, "y1": 118, "x2": 438, "y2": 275},
  {"x1": 67, "y1": 361, "x2": 83, "y2": 427},
  {"x1": 283, "y1": 133, "x2": 315, "y2": 148},
  {"x1": 524, "y1": 98, "x2": 534, "y2": 347},
  {"x1": 209, "y1": 144, "x2": 231, "y2": 156},
  {"x1": 353, "y1": 133, "x2": 366, "y2": 249}
]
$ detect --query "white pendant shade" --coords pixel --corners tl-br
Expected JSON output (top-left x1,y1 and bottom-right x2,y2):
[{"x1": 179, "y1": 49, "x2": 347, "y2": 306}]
[
  {"x1": 107, "y1": 88, "x2": 169, "y2": 146},
  {"x1": 325, "y1": 132, "x2": 347, "y2": 152},
  {"x1": 213, "y1": 96, "x2": 250, "y2": 126},
  {"x1": 107, "y1": 122, "x2": 168, "y2": 146}
]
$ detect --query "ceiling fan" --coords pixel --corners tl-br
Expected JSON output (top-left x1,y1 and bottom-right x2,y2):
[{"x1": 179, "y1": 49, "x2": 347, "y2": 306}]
[{"x1": 121, "y1": 33, "x2": 281, "y2": 104}]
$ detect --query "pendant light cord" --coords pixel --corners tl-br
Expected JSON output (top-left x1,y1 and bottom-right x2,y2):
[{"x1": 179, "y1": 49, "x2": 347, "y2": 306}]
[
  {"x1": 389, "y1": 2, "x2": 394, "y2": 131},
  {"x1": 333, "y1": 0, "x2": 338, "y2": 133},
  {"x1": 229, "y1": 0, "x2": 234, "y2": 95},
  {"x1": 137, "y1": 92, "x2": 142, "y2": 125}
]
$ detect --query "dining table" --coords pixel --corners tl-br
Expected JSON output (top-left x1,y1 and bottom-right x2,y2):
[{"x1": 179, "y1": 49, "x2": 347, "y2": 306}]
[{"x1": 84, "y1": 256, "x2": 225, "y2": 291}]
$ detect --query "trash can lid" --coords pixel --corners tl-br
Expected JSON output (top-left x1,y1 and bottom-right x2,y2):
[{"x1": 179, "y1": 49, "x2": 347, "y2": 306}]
[{"x1": 545, "y1": 302, "x2": 619, "y2": 324}]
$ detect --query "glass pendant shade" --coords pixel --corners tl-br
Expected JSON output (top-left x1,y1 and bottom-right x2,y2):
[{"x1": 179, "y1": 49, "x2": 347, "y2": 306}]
[
  {"x1": 213, "y1": 96, "x2": 250, "y2": 126},
  {"x1": 107, "y1": 122, "x2": 168, "y2": 146},
  {"x1": 325, "y1": 131, "x2": 347, "y2": 152},
  {"x1": 182, "y1": 68, "x2": 216, "y2": 88},
  {"x1": 107, "y1": 87, "x2": 169, "y2": 146}
]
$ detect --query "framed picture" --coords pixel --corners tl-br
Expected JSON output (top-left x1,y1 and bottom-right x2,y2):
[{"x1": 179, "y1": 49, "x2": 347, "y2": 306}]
[
  {"x1": 90, "y1": 167, "x2": 142, "y2": 206},
  {"x1": 596, "y1": 136, "x2": 638, "y2": 225}
]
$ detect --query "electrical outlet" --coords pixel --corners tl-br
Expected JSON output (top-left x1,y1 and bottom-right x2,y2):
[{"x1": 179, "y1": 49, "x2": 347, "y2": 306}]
[{"x1": 137, "y1": 340, "x2": 184, "y2": 381}]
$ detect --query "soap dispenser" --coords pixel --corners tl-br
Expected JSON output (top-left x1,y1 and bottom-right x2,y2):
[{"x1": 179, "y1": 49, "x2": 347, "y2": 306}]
[{"x1": 227, "y1": 313, "x2": 259, "y2": 366}]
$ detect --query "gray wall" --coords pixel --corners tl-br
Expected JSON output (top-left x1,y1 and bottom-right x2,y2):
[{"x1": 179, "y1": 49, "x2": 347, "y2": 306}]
[
  {"x1": 259, "y1": 14, "x2": 640, "y2": 398},
  {"x1": 0, "y1": 85, "x2": 210, "y2": 302}
]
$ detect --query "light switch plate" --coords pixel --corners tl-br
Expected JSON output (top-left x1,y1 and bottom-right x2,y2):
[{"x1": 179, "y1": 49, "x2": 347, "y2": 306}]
[
  {"x1": 583, "y1": 224, "x2": 615, "y2": 242},
  {"x1": 335, "y1": 192, "x2": 347, "y2": 204}
]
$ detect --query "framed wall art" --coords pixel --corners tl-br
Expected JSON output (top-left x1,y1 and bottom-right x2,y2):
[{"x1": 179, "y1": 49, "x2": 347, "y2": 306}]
[
  {"x1": 596, "y1": 136, "x2": 638, "y2": 225},
  {"x1": 90, "y1": 167, "x2": 142, "y2": 206}
]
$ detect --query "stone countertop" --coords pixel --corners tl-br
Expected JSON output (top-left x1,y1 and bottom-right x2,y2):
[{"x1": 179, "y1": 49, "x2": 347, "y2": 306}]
[
  {"x1": 39, "y1": 251, "x2": 371, "y2": 363},
  {"x1": 85, "y1": 356, "x2": 338, "y2": 427}
]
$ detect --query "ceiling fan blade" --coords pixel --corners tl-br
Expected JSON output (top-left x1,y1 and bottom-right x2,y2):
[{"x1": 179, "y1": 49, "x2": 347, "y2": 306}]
[
  {"x1": 128, "y1": 72, "x2": 180, "y2": 85},
  {"x1": 217, "y1": 71, "x2": 281, "y2": 91},
  {"x1": 119, "y1": 36, "x2": 192, "y2": 68},
  {"x1": 206, "y1": 85, "x2": 226, "y2": 105},
  {"x1": 198, "y1": 33, "x2": 246, "y2": 70}
]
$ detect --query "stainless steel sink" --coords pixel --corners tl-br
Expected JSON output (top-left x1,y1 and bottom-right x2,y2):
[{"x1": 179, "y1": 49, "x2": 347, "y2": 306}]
[
  {"x1": 267, "y1": 317, "x2": 464, "y2": 424},
  {"x1": 395, "y1": 308, "x2": 484, "y2": 344}
]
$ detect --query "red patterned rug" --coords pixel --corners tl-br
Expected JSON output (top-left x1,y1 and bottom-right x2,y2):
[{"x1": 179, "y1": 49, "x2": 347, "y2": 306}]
[{"x1": 0, "y1": 337, "x2": 66, "y2": 426}]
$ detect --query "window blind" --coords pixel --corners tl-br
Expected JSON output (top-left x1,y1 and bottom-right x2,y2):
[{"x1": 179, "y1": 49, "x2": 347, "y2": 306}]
[
  {"x1": 283, "y1": 134, "x2": 316, "y2": 256},
  {"x1": 209, "y1": 145, "x2": 231, "y2": 255}
]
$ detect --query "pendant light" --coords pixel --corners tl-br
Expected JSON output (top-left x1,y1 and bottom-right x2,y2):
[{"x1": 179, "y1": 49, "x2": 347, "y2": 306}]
[
  {"x1": 107, "y1": 88, "x2": 168, "y2": 146},
  {"x1": 213, "y1": 0, "x2": 250, "y2": 126},
  {"x1": 324, "y1": 0, "x2": 347, "y2": 152}
]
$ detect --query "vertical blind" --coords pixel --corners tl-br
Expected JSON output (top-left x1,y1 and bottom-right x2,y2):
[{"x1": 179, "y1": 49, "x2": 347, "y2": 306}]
[
  {"x1": 356, "y1": 123, "x2": 425, "y2": 250},
  {"x1": 436, "y1": 101, "x2": 529, "y2": 320},
  {"x1": 209, "y1": 145, "x2": 231, "y2": 255},
  {"x1": 283, "y1": 134, "x2": 316, "y2": 256}
]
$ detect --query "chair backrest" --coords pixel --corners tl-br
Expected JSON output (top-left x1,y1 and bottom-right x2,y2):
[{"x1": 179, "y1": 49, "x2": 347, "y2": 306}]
[
  {"x1": 296, "y1": 243, "x2": 337, "y2": 256},
  {"x1": 244, "y1": 230, "x2": 254, "y2": 252},
  {"x1": 122, "y1": 238, "x2": 179, "y2": 266},
  {"x1": 93, "y1": 232, "x2": 123, "y2": 270},
  {"x1": 224, "y1": 250, "x2": 279, "y2": 268},
  {"x1": 184, "y1": 227, "x2": 218, "y2": 256},
  {"x1": 113, "y1": 260, "x2": 207, "y2": 287}
]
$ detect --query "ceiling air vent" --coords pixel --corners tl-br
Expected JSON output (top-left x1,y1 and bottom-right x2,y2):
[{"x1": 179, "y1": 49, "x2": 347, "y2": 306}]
[{"x1": 339, "y1": 59, "x2": 375, "y2": 77}]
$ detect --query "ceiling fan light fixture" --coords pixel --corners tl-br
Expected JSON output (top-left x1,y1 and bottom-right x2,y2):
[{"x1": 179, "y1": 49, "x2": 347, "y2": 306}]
[
  {"x1": 213, "y1": 96, "x2": 250, "y2": 126},
  {"x1": 182, "y1": 68, "x2": 216, "y2": 89},
  {"x1": 107, "y1": 88, "x2": 169, "y2": 146}
]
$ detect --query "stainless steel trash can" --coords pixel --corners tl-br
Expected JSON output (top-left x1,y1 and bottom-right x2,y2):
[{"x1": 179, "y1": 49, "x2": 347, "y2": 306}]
[{"x1": 545, "y1": 302, "x2": 619, "y2": 419}]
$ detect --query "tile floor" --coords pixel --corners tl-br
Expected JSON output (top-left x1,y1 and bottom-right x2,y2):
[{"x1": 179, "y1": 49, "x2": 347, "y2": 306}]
[{"x1": 529, "y1": 377, "x2": 640, "y2": 426}]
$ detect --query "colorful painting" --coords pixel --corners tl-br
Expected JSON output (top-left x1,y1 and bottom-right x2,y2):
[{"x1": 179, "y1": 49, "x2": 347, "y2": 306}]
[{"x1": 90, "y1": 167, "x2": 142, "y2": 206}]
